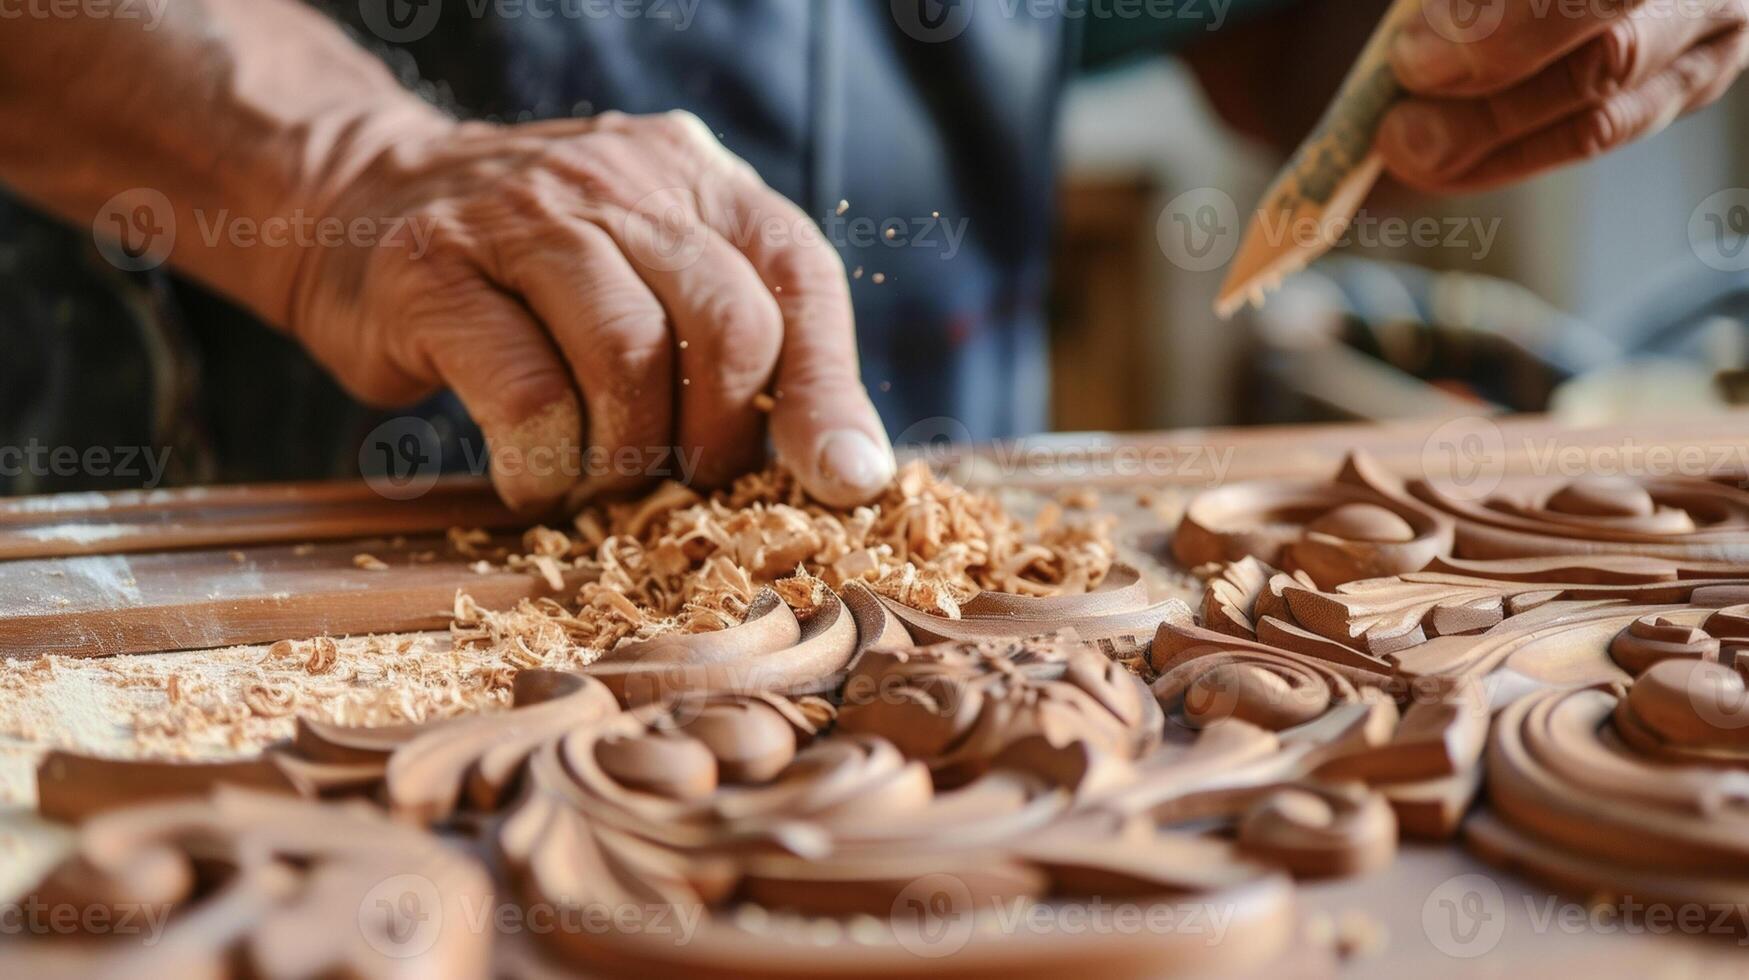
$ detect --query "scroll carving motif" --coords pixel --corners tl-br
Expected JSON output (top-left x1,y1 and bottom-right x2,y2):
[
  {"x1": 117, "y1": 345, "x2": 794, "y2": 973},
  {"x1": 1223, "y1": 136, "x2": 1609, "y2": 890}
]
[
  {"x1": 17, "y1": 464, "x2": 1749, "y2": 972},
  {"x1": 1176, "y1": 452, "x2": 1749, "y2": 588}
]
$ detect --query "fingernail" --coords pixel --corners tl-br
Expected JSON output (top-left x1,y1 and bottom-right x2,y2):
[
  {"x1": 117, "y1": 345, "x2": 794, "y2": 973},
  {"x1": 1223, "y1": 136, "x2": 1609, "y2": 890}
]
[
  {"x1": 813, "y1": 429, "x2": 895, "y2": 507},
  {"x1": 1389, "y1": 105, "x2": 1454, "y2": 172},
  {"x1": 1393, "y1": 24, "x2": 1473, "y2": 90}
]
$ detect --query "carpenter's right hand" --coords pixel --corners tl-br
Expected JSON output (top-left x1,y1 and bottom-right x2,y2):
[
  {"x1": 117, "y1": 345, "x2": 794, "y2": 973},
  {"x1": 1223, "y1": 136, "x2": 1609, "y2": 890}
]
[{"x1": 289, "y1": 110, "x2": 894, "y2": 512}]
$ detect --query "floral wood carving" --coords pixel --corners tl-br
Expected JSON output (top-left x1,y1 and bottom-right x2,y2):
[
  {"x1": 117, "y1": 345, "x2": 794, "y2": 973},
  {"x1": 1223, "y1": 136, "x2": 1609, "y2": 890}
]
[
  {"x1": 22, "y1": 470, "x2": 1749, "y2": 972},
  {"x1": 8, "y1": 788, "x2": 492, "y2": 977},
  {"x1": 1176, "y1": 452, "x2": 1749, "y2": 589},
  {"x1": 1174, "y1": 454, "x2": 1452, "y2": 588}
]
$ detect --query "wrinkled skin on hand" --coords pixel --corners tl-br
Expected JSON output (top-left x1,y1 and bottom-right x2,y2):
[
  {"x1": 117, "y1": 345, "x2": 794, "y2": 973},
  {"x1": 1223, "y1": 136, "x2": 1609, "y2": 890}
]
[
  {"x1": 1380, "y1": 0, "x2": 1749, "y2": 191},
  {"x1": 290, "y1": 109, "x2": 893, "y2": 512}
]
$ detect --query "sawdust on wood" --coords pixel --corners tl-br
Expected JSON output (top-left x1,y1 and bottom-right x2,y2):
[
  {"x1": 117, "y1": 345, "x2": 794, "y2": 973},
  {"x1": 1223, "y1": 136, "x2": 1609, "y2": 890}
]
[{"x1": 0, "y1": 463, "x2": 1116, "y2": 765}]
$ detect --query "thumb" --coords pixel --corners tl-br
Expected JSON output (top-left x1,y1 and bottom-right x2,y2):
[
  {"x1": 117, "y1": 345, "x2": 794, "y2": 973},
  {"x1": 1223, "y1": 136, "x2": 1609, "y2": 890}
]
[{"x1": 769, "y1": 365, "x2": 895, "y2": 509}]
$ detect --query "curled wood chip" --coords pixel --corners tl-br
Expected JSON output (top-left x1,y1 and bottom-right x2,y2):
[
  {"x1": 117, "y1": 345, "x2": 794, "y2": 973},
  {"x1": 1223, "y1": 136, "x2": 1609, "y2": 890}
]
[{"x1": 448, "y1": 462, "x2": 1117, "y2": 665}]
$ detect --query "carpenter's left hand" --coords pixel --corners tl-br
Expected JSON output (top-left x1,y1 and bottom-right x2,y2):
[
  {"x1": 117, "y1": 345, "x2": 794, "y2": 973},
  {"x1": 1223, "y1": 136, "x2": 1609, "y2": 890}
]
[{"x1": 1379, "y1": 0, "x2": 1749, "y2": 191}]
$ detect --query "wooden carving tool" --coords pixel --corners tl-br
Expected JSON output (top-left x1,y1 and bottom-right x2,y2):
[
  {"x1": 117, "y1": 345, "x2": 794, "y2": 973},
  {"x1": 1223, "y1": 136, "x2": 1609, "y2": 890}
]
[{"x1": 1216, "y1": 0, "x2": 1421, "y2": 318}]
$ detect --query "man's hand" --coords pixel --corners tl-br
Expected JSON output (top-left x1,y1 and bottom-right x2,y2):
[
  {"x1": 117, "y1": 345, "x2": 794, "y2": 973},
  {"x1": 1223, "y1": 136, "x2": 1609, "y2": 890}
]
[
  {"x1": 1379, "y1": 0, "x2": 1749, "y2": 192},
  {"x1": 0, "y1": 1, "x2": 893, "y2": 513},
  {"x1": 292, "y1": 111, "x2": 893, "y2": 512}
]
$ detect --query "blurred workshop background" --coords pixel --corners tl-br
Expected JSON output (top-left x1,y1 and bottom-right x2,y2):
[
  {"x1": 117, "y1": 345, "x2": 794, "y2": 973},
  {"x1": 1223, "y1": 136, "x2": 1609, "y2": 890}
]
[{"x1": 1050, "y1": 47, "x2": 1749, "y2": 433}]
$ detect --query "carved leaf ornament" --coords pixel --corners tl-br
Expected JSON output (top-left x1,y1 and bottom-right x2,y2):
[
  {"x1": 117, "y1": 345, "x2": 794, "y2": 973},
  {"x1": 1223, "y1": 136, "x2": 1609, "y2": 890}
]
[{"x1": 16, "y1": 453, "x2": 1749, "y2": 974}]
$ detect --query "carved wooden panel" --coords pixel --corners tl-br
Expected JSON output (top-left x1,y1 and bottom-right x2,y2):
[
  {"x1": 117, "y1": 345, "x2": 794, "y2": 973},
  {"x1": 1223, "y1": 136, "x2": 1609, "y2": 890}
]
[{"x1": 11, "y1": 451, "x2": 1749, "y2": 975}]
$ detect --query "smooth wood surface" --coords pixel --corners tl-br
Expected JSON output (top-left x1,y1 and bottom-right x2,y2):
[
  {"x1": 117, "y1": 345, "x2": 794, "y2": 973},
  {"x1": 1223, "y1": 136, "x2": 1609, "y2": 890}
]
[
  {"x1": 0, "y1": 475, "x2": 519, "y2": 560},
  {"x1": 946, "y1": 409, "x2": 1749, "y2": 489},
  {"x1": 0, "y1": 535, "x2": 583, "y2": 658}
]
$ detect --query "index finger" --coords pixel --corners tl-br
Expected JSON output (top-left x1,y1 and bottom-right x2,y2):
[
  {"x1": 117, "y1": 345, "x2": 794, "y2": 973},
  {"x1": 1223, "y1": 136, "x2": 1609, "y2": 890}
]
[
  {"x1": 1394, "y1": 0, "x2": 1663, "y2": 96},
  {"x1": 705, "y1": 173, "x2": 896, "y2": 508}
]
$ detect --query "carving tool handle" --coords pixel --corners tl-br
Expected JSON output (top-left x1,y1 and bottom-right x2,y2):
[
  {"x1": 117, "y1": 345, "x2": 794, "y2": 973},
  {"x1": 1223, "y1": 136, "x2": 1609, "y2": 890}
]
[{"x1": 1216, "y1": 0, "x2": 1426, "y2": 318}]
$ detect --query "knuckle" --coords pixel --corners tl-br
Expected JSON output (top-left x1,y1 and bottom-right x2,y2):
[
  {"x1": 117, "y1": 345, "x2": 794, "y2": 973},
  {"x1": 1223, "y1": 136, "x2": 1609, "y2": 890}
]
[
  {"x1": 657, "y1": 109, "x2": 716, "y2": 145},
  {"x1": 697, "y1": 291, "x2": 782, "y2": 383},
  {"x1": 415, "y1": 219, "x2": 480, "y2": 269},
  {"x1": 481, "y1": 360, "x2": 572, "y2": 413},
  {"x1": 589, "y1": 109, "x2": 632, "y2": 132},
  {"x1": 1573, "y1": 104, "x2": 1624, "y2": 158},
  {"x1": 542, "y1": 143, "x2": 638, "y2": 210},
  {"x1": 764, "y1": 237, "x2": 848, "y2": 291},
  {"x1": 1570, "y1": 34, "x2": 1628, "y2": 102},
  {"x1": 1598, "y1": 19, "x2": 1641, "y2": 87},
  {"x1": 582, "y1": 300, "x2": 669, "y2": 370}
]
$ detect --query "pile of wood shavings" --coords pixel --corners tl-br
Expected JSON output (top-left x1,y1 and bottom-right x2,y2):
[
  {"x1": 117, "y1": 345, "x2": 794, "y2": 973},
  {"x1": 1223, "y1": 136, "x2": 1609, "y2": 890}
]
[
  {"x1": 453, "y1": 460, "x2": 1117, "y2": 660},
  {"x1": 0, "y1": 463, "x2": 1115, "y2": 763}
]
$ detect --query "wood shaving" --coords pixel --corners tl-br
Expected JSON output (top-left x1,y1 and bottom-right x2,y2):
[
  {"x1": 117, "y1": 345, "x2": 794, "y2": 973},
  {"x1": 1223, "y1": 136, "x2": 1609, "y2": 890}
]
[
  {"x1": 450, "y1": 462, "x2": 1115, "y2": 663},
  {"x1": 0, "y1": 462, "x2": 1114, "y2": 770},
  {"x1": 1058, "y1": 488, "x2": 1100, "y2": 510}
]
